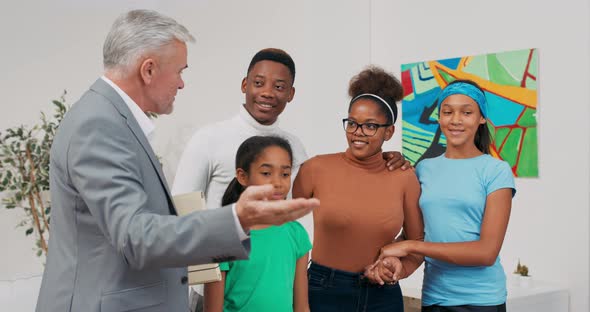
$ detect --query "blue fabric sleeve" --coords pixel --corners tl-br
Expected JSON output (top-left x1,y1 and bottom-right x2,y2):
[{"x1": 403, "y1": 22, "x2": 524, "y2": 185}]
[{"x1": 487, "y1": 160, "x2": 516, "y2": 197}]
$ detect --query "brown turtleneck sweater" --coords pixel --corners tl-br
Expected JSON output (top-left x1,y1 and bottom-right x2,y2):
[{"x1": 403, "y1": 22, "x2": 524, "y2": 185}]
[{"x1": 293, "y1": 149, "x2": 424, "y2": 274}]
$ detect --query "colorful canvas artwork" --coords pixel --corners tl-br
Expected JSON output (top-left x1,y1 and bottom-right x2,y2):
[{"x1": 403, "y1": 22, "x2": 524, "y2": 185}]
[{"x1": 401, "y1": 48, "x2": 538, "y2": 177}]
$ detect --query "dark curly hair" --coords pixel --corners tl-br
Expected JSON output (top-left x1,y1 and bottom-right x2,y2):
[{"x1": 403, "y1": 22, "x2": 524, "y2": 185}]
[{"x1": 348, "y1": 66, "x2": 403, "y2": 124}]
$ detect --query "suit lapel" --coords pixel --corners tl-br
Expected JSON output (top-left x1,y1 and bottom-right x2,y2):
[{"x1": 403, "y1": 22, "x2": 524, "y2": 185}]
[{"x1": 90, "y1": 79, "x2": 177, "y2": 215}]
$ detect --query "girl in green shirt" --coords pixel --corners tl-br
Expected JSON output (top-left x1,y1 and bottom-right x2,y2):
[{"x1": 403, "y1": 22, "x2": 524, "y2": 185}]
[{"x1": 204, "y1": 135, "x2": 312, "y2": 312}]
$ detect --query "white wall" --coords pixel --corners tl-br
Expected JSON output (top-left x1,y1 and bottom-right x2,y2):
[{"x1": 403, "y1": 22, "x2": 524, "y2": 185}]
[
  {"x1": 1, "y1": 0, "x2": 588, "y2": 311},
  {"x1": 0, "y1": 0, "x2": 372, "y2": 308},
  {"x1": 371, "y1": 1, "x2": 590, "y2": 311}
]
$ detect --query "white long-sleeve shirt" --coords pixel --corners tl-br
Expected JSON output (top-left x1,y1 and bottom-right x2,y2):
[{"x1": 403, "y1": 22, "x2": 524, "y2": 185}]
[
  {"x1": 172, "y1": 105, "x2": 308, "y2": 208},
  {"x1": 173, "y1": 106, "x2": 310, "y2": 297}
]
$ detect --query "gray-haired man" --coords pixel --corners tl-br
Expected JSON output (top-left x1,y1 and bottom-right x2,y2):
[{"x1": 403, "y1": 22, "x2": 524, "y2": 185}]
[{"x1": 35, "y1": 10, "x2": 318, "y2": 312}]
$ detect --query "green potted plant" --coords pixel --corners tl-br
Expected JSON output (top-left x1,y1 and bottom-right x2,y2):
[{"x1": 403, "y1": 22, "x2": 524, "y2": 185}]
[
  {"x1": 518, "y1": 264, "x2": 533, "y2": 287},
  {"x1": 513, "y1": 259, "x2": 533, "y2": 288},
  {"x1": 0, "y1": 91, "x2": 68, "y2": 257}
]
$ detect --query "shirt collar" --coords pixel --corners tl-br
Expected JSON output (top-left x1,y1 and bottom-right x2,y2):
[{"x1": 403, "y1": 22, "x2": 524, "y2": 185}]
[
  {"x1": 100, "y1": 76, "x2": 155, "y2": 139},
  {"x1": 238, "y1": 104, "x2": 279, "y2": 133}
]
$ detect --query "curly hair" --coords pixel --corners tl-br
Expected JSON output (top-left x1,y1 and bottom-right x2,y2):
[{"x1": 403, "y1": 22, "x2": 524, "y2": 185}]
[{"x1": 348, "y1": 66, "x2": 403, "y2": 124}]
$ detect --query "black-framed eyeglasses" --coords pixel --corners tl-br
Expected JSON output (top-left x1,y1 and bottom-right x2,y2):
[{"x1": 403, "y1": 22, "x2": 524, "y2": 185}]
[{"x1": 342, "y1": 118, "x2": 392, "y2": 137}]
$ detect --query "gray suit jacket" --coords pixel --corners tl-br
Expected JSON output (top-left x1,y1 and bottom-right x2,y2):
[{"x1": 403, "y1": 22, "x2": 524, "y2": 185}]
[{"x1": 36, "y1": 79, "x2": 249, "y2": 312}]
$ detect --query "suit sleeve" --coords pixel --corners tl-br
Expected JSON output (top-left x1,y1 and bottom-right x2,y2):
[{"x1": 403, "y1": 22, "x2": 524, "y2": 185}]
[
  {"x1": 171, "y1": 129, "x2": 212, "y2": 196},
  {"x1": 68, "y1": 116, "x2": 249, "y2": 270}
]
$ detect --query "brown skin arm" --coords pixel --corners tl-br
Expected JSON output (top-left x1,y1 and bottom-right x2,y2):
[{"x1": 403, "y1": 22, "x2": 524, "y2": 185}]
[
  {"x1": 397, "y1": 173, "x2": 424, "y2": 279},
  {"x1": 203, "y1": 271, "x2": 226, "y2": 312},
  {"x1": 383, "y1": 151, "x2": 412, "y2": 171},
  {"x1": 380, "y1": 188, "x2": 513, "y2": 266},
  {"x1": 293, "y1": 253, "x2": 310, "y2": 312},
  {"x1": 365, "y1": 172, "x2": 424, "y2": 284}
]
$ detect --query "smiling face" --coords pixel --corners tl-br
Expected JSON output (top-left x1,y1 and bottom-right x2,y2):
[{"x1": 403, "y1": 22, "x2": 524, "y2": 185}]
[
  {"x1": 241, "y1": 60, "x2": 295, "y2": 125},
  {"x1": 438, "y1": 94, "x2": 486, "y2": 151},
  {"x1": 346, "y1": 98, "x2": 394, "y2": 160},
  {"x1": 236, "y1": 146, "x2": 292, "y2": 200}
]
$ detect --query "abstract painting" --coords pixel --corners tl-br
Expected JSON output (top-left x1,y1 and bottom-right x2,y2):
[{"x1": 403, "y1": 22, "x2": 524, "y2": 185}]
[{"x1": 401, "y1": 48, "x2": 538, "y2": 177}]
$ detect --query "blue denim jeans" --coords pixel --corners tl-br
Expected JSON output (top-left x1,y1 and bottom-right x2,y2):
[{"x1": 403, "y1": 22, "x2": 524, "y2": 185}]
[
  {"x1": 422, "y1": 304, "x2": 506, "y2": 312},
  {"x1": 308, "y1": 261, "x2": 404, "y2": 312}
]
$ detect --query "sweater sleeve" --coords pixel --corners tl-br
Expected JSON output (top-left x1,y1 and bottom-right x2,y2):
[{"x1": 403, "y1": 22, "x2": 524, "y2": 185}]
[
  {"x1": 400, "y1": 170, "x2": 425, "y2": 278},
  {"x1": 292, "y1": 158, "x2": 314, "y2": 199},
  {"x1": 172, "y1": 128, "x2": 212, "y2": 196}
]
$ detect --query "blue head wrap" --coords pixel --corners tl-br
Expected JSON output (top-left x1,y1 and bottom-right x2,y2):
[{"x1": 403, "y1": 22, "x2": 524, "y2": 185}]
[{"x1": 437, "y1": 82, "x2": 488, "y2": 118}]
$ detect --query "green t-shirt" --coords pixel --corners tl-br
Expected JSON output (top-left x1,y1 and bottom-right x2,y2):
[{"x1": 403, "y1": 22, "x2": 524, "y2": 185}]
[{"x1": 219, "y1": 221, "x2": 312, "y2": 312}]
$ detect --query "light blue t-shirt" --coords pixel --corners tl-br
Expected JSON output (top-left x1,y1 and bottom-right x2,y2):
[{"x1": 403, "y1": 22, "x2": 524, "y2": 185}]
[{"x1": 416, "y1": 154, "x2": 516, "y2": 306}]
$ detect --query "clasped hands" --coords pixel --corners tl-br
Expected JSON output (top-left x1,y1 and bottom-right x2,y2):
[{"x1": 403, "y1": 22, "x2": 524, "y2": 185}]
[{"x1": 363, "y1": 240, "x2": 412, "y2": 285}]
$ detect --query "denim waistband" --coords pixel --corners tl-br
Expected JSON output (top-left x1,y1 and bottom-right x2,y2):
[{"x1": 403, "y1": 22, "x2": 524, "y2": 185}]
[
  {"x1": 308, "y1": 260, "x2": 366, "y2": 285},
  {"x1": 308, "y1": 260, "x2": 404, "y2": 292},
  {"x1": 309, "y1": 261, "x2": 364, "y2": 277}
]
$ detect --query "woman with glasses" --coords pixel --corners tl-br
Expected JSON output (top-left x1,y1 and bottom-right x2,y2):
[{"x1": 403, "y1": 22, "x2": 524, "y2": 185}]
[{"x1": 293, "y1": 66, "x2": 424, "y2": 311}]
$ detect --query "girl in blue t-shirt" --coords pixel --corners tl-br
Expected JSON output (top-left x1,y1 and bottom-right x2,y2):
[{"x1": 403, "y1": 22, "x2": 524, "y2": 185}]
[
  {"x1": 204, "y1": 135, "x2": 312, "y2": 312},
  {"x1": 371, "y1": 80, "x2": 515, "y2": 312}
]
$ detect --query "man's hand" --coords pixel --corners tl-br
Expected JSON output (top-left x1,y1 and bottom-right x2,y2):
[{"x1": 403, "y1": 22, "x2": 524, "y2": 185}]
[
  {"x1": 235, "y1": 184, "x2": 319, "y2": 231},
  {"x1": 383, "y1": 151, "x2": 412, "y2": 171}
]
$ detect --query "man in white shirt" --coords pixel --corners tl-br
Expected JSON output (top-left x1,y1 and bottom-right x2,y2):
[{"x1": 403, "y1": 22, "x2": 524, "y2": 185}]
[
  {"x1": 36, "y1": 11, "x2": 318, "y2": 312},
  {"x1": 173, "y1": 49, "x2": 307, "y2": 208}
]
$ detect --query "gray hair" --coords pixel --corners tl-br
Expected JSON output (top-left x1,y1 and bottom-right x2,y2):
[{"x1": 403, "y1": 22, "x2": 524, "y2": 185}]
[{"x1": 103, "y1": 9, "x2": 195, "y2": 76}]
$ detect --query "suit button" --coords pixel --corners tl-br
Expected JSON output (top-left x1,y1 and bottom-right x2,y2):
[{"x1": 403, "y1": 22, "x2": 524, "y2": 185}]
[{"x1": 181, "y1": 276, "x2": 188, "y2": 284}]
